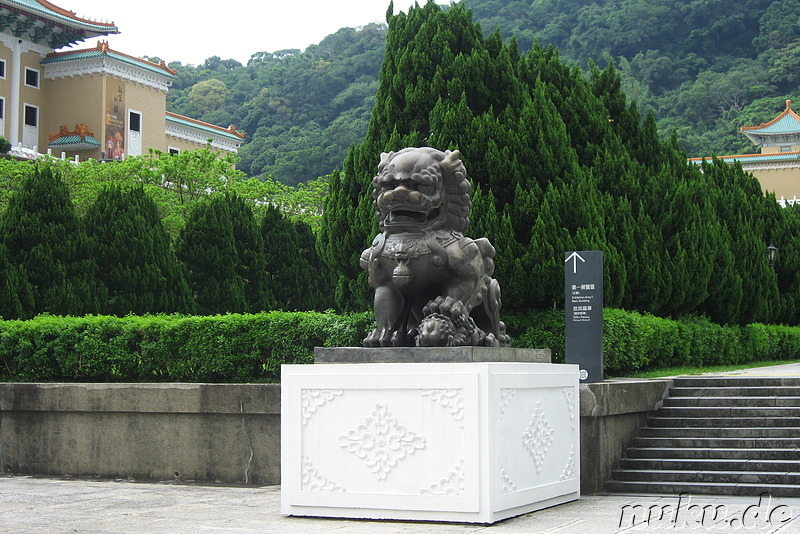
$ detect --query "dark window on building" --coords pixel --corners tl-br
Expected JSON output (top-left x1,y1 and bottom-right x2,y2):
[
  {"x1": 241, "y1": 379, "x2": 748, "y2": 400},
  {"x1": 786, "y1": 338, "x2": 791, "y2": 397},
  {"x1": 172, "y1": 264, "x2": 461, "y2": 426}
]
[
  {"x1": 24, "y1": 105, "x2": 37, "y2": 127},
  {"x1": 129, "y1": 111, "x2": 141, "y2": 132},
  {"x1": 0, "y1": 98, "x2": 5, "y2": 120},
  {"x1": 24, "y1": 68, "x2": 39, "y2": 88},
  {"x1": 0, "y1": 60, "x2": 6, "y2": 79},
  {"x1": 169, "y1": 148, "x2": 180, "y2": 155}
]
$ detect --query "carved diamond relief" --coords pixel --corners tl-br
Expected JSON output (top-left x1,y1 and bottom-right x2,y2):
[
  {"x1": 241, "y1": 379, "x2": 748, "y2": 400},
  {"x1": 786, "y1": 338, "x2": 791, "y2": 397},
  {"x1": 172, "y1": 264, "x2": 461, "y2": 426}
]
[
  {"x1": 522, "y1": 402, "x2": 554, "y2": 473},
  {"x1": 301, "y1": 389, "x2": 342, "y2": 426},
  {"x1": 420, "y1": 388, "x2": 464, "y2": 428},
  {"x1": 339, "y1": 404, "x2": 425, "y2": 480},
  {"x1": 421, "y1": 458, "x2": 465, "y2": 496},
  {"x1": 301, "y1": 456, "x2": 345, "y2": 492}
]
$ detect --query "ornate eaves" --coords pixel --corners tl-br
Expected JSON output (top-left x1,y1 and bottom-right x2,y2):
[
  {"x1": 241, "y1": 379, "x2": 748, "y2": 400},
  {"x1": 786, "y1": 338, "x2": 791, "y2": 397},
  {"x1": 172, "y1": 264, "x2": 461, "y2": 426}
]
[
  {"x1": 42, "y1": 55, "x2": 172, "y2": 91},
  {"x1": 165, "y1": 119, "x2": 243, "y2": 153}
]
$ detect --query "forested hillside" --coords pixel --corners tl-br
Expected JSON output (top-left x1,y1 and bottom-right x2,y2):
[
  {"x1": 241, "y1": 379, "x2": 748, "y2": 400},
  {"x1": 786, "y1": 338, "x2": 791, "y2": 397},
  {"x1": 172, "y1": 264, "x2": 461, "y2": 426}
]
[
  {"x1": 162, "y1": 0, "x2": 800, "y2": 186},
  {"x1": 462, "y1": 0, "x2": 800, "y2": 158},
  {"x1": 163, "y1": 24, "x2": 387, "y2": 186}
]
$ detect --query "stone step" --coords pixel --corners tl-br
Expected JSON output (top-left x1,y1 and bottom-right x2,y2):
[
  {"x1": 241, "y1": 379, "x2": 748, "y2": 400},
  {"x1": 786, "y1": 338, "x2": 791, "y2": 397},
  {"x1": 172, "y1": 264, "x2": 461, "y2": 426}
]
[
  {"x1": 605, "y1": 479, "x2": 800, "y2": 497},
  {"x1": 606, "y1": 376, "x2": 800, "y2": 496},
  {"x1": 619, "y1": 458, "x2": 800, "y2": 472},
  {"x1": 669, "y1": 386, "x2": 800, "y2": 397},
  {"x1": 656, "y1": 406, "x2": 800, "y2": 417},
  {"x1": 664, "y1": 396, "x2": 800, "y2": 407},
  {"x1": 626, "y1": 447, "x2": 800, "y2": 460},
  {"x1": 639, "y1": 426, "x2": 800, "y2": 438},
  {"x1": 673, "y1": 377, "x2": 800, "y2": 388},
  {"x1": 634, "y1": 436, "x2": 800, "y2": 449},
  {"x1": 647, "y1": 416, "x2": 800, "y2": 428},
  {"x1": 612, "y1": 469, "x2": 800, "y2": 485}
]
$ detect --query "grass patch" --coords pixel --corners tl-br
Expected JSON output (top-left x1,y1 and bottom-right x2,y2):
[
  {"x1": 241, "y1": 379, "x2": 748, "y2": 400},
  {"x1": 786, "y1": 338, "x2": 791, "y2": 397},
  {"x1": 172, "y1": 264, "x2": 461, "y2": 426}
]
[{"x1": 614, "y1": 359, "x2": 800, "y2": 379}]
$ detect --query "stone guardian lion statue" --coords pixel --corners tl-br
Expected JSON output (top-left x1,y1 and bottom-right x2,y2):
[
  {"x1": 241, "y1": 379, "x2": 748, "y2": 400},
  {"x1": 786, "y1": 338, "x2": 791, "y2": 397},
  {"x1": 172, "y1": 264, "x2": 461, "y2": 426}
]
[{"x1": 360, "y1": 147, "x2": 510, "y2": 348}]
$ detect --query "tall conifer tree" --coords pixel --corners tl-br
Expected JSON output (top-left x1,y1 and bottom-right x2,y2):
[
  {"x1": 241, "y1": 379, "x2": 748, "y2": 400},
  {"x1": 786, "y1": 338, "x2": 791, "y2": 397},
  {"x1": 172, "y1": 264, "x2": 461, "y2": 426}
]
[
  {"x1": 85, "y1": 186, "x2": 195, "y2": 315},
  {"x1": 227, "y1": 193, "x2": 274, "y2": 312},
  {"x1": 176, "y1": 194, "x2": 254, "y2": 314},
  {"x1": 262, "y1": 205, "x2": 330, "y2": 311},
  {"x1": 0, "y1": 166, "x2": 105, "y2": 316},
  {"x1": 319, "y1": 0, "x2": 788, "y2": 325},
  {"x1": 0, "y1": 242, "x2": 33, "y2": 319}
]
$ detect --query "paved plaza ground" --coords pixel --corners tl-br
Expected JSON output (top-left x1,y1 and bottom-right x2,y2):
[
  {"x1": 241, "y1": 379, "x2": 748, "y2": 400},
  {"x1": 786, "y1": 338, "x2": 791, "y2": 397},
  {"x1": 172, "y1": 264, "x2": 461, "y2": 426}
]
[{"x1": 2, "y1": 475, "x2": 800, "y2": 533}]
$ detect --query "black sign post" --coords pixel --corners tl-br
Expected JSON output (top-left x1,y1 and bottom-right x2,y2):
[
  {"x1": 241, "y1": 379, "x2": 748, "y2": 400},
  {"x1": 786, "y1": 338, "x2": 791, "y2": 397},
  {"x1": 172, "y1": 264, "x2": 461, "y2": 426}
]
[{"x1": 564, "y1": 250, "x2": 603, "y2": 383}]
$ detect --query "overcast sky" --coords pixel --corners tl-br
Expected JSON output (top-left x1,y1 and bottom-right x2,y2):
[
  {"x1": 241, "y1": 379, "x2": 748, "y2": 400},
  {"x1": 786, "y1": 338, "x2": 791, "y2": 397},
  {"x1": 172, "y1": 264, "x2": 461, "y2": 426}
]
[{"x1": 56, "y1": 1, "x2": 421, "y2": 66}]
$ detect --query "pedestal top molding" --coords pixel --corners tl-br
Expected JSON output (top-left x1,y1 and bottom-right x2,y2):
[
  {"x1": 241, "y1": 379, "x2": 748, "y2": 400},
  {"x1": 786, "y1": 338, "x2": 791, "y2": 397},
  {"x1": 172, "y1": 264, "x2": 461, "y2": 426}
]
[{"x1": 313, "y1": 346, "x2": 551, "y2": 364}]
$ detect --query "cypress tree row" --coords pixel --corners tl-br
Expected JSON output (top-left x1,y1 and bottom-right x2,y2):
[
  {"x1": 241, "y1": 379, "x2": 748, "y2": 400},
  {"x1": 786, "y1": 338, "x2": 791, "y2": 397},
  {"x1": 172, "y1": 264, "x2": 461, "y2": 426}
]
[
  {"x1": 319, "y1": 0, "x2": 790, "y2": 325},
  {"x1": 0, "y1": 162, "x2": 335, "y2": 318},
  {"x1": 84, "y1": 186, "x2": 195, "y2": 316},
  {"x1": 0, "y1": 174, "x2": 331, "y2": 318}
]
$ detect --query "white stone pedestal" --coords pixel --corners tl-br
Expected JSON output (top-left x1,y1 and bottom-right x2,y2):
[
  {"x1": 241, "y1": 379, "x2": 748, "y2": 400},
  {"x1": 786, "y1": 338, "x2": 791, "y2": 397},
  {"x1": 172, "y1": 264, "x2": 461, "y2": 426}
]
[{"x1": 281, "y1": 361, "x2": 579, "y2": 523}]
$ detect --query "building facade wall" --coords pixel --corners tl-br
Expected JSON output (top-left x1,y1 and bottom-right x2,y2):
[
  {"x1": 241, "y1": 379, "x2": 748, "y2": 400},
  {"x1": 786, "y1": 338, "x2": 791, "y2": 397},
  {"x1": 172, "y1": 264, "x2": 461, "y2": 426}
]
[
  {"x1": 18, "y1": 50, "x2": 46, "y2": 149},
  {"x1": 762, "y1": 145, "x2": 800, "y2": 154},
  {"x1": 0, "y1": 42, "x2": 239, "y2": 159},
  {"x1": 748, "y1": 166, "x2": 800, "y2": 200},
  {"x1": 165, "y1": 134, "x2": 212, "y2": 154},
  {"x1": 120, "y1": 77, "x2": 168, "y2": 154},
  {"x1": 41, "y1": 72, "x2": 104, "y2": 159},
  {"x1": 0, "y1": 43, "x2": 10, "y2": 139}
]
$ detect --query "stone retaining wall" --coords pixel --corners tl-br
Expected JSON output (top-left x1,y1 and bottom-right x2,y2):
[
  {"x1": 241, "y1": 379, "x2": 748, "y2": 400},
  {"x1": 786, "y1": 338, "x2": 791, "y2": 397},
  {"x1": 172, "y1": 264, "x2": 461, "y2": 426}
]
[
  {"x1": 0, "y1": 383, "x2": 281, "y2": 484},
  {"x1": 579, "y1": 379, "x2": 673, "y2": 494}
]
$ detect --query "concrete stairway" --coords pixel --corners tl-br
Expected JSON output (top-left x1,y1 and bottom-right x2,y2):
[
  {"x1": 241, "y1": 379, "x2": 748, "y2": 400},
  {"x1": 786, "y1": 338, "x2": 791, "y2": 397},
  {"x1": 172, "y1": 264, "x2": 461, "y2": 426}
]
[{"x1": 606, "y1": 376, "x2": 800, "y2": 496}]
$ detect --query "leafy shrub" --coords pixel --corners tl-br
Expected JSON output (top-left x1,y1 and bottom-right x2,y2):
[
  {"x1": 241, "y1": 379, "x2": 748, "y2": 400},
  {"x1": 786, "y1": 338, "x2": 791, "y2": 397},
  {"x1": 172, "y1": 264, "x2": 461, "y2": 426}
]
[
  {"x1": 0, "y1": 311, "x2": 371, "y2": 382},
  {"x1": 2, "y1": 308, "x2": 800, "y2": 382},
  {"x1": 509, "y1": 308, "x2": 800, "y2": 375},
  {"x1": 507, "y1": 309, "x2": 566, "y2": 363}
]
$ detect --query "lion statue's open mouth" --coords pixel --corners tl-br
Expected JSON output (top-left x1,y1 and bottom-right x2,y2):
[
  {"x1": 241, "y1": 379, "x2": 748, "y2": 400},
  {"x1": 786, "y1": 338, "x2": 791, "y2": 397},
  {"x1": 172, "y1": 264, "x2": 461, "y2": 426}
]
[
  {"x1": 385, "y1": 207, "x2": 441, "y2": 227},
  {"x1": 360, "y1": 147, "x2": 510, "y2": 348}
]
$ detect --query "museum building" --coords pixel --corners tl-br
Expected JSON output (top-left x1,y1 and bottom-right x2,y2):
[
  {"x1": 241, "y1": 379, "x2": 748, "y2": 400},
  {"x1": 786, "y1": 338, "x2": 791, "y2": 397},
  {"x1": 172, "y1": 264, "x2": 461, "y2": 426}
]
[
  {"x1": 0, "y1": 0, "x2": 243, "y2": 161},
  {"x1": 689, "y1": 99, "x2": 800, "y2": 206}
]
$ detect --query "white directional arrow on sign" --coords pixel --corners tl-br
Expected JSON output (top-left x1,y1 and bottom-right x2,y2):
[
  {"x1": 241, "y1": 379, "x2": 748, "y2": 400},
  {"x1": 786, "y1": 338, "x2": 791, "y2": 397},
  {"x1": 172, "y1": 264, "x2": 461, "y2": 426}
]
[{"x1": 565, "y1": 251, "x2": 585, "y2": 274}]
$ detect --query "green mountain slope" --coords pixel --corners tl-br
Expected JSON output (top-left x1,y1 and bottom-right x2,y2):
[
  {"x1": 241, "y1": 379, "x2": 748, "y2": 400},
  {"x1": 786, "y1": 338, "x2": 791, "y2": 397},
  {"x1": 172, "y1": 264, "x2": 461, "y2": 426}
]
[
  {"x1": 165, "y1": 24, "x2": 387, "y2": 186},
  {"x1": 462, "y1": 0, "x2": 796, "y2": 158},
  {"x1": 165, "y1": 0, "x2": 800, "y2": 184}
]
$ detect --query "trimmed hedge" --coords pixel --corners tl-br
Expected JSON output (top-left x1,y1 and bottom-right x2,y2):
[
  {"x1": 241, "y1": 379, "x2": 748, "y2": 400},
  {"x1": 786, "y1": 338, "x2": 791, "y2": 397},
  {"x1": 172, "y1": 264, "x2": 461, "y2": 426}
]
[
  {"x1": 515, "y1": 309, "x2": 800, "y2": 375},
  {"x1": 2, "y1": 308, "x2": 800, "y2": 382},
  {"x1": 0, "y1": 311, "x2": 372, "y2": 382}
]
